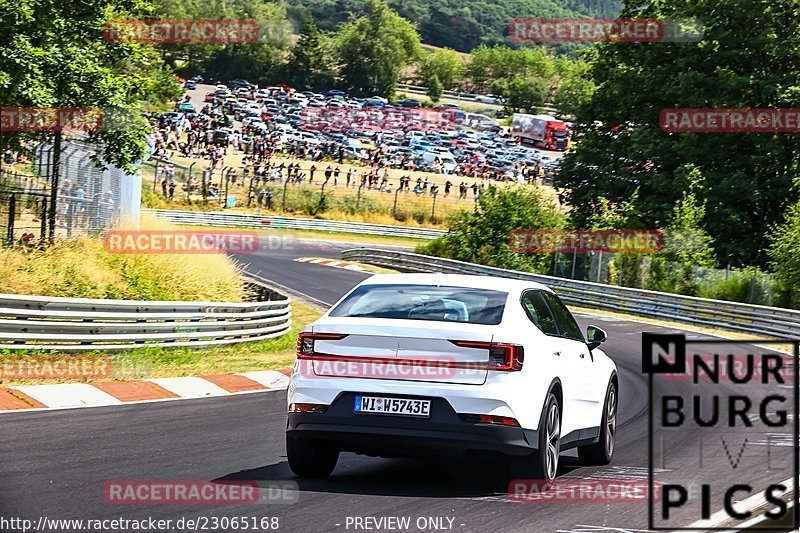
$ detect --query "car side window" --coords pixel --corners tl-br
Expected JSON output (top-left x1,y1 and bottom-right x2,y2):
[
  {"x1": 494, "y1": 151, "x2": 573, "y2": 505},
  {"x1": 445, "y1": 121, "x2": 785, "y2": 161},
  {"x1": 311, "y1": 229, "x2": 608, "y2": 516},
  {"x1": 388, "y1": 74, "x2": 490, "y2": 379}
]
[
  {"x1": 542, "y1": 292, "x2": 584, "y2": 343},
  {"x1": 521, "y1": 290, "x2": 559, "y2": 336}
]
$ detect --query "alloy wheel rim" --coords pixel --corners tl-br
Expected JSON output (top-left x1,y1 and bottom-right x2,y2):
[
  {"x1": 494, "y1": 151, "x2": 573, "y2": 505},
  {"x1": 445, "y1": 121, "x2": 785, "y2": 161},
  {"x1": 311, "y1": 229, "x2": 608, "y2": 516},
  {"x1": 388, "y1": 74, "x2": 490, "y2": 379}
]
[
  {"x1": 545, "y1": 403, "x2": 560, "y2": 481},
  {"x1": 606, "y1": 387, "x2": 616, "y2": 456}
]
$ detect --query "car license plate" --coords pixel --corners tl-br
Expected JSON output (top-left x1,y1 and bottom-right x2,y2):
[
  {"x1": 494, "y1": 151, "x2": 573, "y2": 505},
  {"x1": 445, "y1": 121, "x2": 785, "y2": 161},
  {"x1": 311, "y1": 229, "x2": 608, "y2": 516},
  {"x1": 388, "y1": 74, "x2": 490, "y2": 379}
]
[{"x1": 354, "y1": 395, "x2": 431, "y2": 418}]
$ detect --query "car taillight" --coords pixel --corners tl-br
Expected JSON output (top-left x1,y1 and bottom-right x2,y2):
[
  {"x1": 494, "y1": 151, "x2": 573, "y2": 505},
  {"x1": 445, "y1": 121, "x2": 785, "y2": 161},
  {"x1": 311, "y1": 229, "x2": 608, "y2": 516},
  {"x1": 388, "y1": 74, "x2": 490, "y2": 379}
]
[
  {"x1": 296, "y1": 333, "x2": 348, "y2": 358},
  {"x1": 289, "y1": 403, "x2": 327, "y2": 413},
  {"x1": 460, "y1": 414, "x2": 520, "y2": 427},
  {"x1": 450, "y1": 341, "x2": 524, "y2": 371}
]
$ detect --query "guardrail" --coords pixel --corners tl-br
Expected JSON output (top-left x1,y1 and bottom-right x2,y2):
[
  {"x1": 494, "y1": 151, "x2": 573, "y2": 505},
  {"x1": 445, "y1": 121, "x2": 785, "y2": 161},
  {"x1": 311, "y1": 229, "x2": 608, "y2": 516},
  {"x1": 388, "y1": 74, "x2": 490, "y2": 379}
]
[
  {"x1": 341, "y1": 248, "x2": 800, "y2": 339},
  {"x1": 0, "y1": 282, "x2": 292, "y2": 351},
  {"x1": 148, "y1": 209, "x2": 445, "y2": 240}
]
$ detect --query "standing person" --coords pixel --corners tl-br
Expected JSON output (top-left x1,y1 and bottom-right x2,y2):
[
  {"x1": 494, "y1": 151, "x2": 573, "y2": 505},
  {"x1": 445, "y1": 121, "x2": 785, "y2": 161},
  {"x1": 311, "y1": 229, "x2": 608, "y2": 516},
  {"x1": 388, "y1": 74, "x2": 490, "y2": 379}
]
[
  {"x1": 168, "y1": 179, "x2": 176, "y2": 201},
  {"x1": 309, "y1": 164, "x2": 317, "y2": 183},
  {"x1": 444, "y1": 180, "x2": 452, "y2": 197},
  {"x1": 333, "y1": 166, "x2": 340, "y2": 186},
  {"x1": 324, "y1": 165, "x2": 333, "y2": 182},
  {"x1": 346, "y1": 168, "x2": 352, "y2": 187},
  {"x1": 351, "y1": 168, "x2": 359, "y2": 188},
  {"x1": 161, "y1": 175, "x2": 169, "y2": 198}
]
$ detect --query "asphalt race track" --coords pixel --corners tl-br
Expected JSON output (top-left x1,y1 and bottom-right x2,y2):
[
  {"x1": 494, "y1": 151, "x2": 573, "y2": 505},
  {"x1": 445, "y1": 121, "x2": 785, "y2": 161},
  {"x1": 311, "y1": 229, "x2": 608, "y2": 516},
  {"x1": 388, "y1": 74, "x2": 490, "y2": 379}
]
[{"x1": 0, "y1": 237, "x2": 792, "y2": 533}]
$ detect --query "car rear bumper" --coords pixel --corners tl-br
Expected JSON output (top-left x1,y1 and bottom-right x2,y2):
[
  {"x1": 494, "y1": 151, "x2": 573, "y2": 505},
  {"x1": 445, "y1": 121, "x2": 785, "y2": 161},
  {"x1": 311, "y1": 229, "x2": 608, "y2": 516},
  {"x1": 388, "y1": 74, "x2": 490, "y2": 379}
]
[{"x1": 286, "y1": 393, "x2": 538, "y2": 458}]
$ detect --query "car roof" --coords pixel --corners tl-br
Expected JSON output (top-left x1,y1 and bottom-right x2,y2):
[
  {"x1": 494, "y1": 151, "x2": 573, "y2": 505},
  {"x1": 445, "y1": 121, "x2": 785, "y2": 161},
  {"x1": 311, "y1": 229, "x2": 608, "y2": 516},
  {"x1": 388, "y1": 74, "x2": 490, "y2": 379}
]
[{"x1": 359, "y1": 273, "x2": 553, "y2": 294}]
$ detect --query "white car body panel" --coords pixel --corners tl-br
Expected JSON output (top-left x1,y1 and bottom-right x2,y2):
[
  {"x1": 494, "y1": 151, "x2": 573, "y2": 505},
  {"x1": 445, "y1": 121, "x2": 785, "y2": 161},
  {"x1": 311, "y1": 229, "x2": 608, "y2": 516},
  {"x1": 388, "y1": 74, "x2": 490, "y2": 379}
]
[{"x1": 288, "y1": 274, "x2": 616, "y2": 440}]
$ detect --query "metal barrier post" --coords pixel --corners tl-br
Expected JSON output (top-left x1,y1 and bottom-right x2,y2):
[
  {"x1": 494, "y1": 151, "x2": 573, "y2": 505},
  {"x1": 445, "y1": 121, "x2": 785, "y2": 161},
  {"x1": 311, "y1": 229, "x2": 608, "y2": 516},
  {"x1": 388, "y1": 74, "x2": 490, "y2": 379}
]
[{"x1": 6, "y1": 193, "x2": 16, "y2": 244}]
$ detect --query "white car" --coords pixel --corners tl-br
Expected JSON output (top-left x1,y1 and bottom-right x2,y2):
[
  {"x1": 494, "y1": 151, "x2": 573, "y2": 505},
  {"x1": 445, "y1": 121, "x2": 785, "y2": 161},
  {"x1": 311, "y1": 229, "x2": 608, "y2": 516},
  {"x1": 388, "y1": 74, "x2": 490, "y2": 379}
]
[
  {"x1": 475, "y1": 94, "x2": 504, "y2": 105},
  {"x1": 286, "y1": 273, "x2": 618, "y2": 483}
]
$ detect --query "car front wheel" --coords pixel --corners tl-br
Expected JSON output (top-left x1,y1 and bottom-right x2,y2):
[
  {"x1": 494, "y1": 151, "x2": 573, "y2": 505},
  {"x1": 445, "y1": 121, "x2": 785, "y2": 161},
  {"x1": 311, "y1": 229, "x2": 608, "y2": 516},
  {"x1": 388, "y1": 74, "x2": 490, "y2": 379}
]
[{"x1": 578, "y1": 380, "x2": 617, "y2": 465}]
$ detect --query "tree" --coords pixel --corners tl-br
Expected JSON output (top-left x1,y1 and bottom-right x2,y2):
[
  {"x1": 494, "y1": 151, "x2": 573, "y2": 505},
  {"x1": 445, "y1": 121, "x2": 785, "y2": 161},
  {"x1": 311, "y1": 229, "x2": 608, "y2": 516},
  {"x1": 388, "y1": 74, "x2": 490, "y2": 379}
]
[
  {"x1": 197, "y1": 1, "x2": 293, "y2": 83},
  {"x1": 553, "y1": 58, "x2": 596, "y2": 116},
  {"x1": 418, "y1": 186, "x2": 564, "y2": 273},
  {"x1": 464, "y1": 45, "x2": 556, "y2": 94},
  {"x1": 283, "y1": 18, "x2": 336, "y2": 91},
  {"x1": 504, "y1": 76, "x2": 548, "y2": 113},
  {"x1": 0, "y1": 0, "x2": 174, "y2": 170},
  {"x1": 555, "y1": 0, "x2": 800, "y2": 267},
  {"x1": 426, "y1": 74, "x2": 443, "y2": 103},
  {"x1": 661, "y1": 173, "x2": 717, "y2": 269},
  {"x1": 767, "y1": 200, "x2": 800, "y2": 308},
  {"x1": 418, "y1": 48, "x2": 463, "y2": 90},
  {"x1": 336, "y1": 0, "x2": 421, "y2": 97}
]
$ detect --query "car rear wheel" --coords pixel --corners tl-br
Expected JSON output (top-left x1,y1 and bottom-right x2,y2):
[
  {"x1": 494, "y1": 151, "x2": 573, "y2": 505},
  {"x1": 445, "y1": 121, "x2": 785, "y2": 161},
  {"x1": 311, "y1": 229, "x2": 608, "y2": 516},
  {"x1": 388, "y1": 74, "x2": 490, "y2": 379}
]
[
  {"x1": 578, "y1": 380, "x2": 617, "y2": 465},
  {"x1": 286, "y1": 435, "x2": 339, "y2": 478}
]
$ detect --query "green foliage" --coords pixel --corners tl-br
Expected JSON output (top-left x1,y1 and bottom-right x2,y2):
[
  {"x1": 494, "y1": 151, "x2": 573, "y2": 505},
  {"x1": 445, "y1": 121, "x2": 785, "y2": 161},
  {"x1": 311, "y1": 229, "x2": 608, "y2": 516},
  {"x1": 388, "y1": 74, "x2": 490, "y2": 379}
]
[
  {"x1": 503, "y1": 75, "x2": 548, "y2": 112},
  {"x1": 282, "y1": 18, "x2": 337, "y2": 91},
  {"x1": 336, "y1": 0, "x2": 421, "y2": 97},
  {"x1": 156, "y1": 0, "x2": 293, "y2": 83},
  {"x1": 0, "y1": 0, "x2": 176, "y2": 170},
  {"x1": 555, "y1": 0, "x2": 800, "y2": 267},
  {"x1": 426, "y1": 74, "x2": 444, "y2": 102},
  {"x1": 660, "y1": 166, "x2": 717, "y2": 269},
  {"x1": 768, "y1": 200, "x2": 800, "y2": 308},
  {"x1": 553, "y1": 58, "x2": 595, "y2": 115},
  {"x1": 464, "y1": 45, "x2": 556, "y2": 94},
  {"x1": 418, "y1": 48, "x2": 464, "y2": 89},
  {"x1": 285, "y1": 0, "x2": 621, "y2": 52},
  {"x1": 432, "y1": 186, "x2": 564, "y2": 272}
]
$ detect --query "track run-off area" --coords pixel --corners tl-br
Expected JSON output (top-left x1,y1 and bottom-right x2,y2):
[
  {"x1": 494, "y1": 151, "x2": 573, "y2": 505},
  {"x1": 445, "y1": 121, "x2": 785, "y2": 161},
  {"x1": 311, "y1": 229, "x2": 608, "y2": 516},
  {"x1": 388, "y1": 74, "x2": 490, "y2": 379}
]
[{"x1": 1, "y1": 237, "x2": 792, "y2": 533}]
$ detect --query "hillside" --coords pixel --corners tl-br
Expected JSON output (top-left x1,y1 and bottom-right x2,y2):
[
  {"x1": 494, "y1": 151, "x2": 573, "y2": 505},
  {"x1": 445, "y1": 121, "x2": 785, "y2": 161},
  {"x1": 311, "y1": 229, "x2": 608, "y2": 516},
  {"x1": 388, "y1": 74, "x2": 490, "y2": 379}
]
[{"x1": 285, "y1": 0, "x2": 622, "y2": 52}]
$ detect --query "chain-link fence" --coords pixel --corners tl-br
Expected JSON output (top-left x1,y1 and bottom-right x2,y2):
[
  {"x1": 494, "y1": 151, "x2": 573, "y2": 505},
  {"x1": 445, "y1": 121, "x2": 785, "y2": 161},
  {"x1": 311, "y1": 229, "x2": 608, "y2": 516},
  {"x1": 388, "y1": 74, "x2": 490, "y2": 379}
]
[
  {"x1": 33, "y1": 138, "x2": 142, "y2": 238},
  {"x1": 551, "y1": 249, "x2": 777, "y2": 306},
  {"x1": 0, "y1": 169, "x2": 50, "y2": 245}
]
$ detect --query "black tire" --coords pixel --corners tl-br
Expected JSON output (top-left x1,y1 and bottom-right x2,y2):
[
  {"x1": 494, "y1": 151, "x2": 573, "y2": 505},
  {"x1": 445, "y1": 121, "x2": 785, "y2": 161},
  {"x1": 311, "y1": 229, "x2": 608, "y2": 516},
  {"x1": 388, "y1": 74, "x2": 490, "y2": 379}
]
[
  {"x1": 511, "y1": 392, "x2": 561, "y2": 486},
  {"x1": 578, "y1": 379, "x2": 617, "y2": 466},
  {"x1": 286, "y1": 434, "x2": 339, "y2": 478}
]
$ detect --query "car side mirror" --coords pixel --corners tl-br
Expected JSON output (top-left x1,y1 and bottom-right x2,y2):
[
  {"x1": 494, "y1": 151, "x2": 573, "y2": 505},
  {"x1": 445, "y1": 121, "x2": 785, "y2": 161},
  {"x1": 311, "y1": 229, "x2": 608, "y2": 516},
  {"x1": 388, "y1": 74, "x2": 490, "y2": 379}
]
[{"x1": 586, "y1": 325, "x2": 607, "y2": 351}]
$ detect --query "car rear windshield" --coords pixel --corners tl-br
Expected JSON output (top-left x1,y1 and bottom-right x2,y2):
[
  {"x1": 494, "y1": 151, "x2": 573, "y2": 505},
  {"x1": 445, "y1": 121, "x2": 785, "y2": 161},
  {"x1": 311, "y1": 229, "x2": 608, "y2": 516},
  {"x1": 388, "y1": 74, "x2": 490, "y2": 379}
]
[{"x1": 329, "y1": 284, "x2": 507, "y2": 325}]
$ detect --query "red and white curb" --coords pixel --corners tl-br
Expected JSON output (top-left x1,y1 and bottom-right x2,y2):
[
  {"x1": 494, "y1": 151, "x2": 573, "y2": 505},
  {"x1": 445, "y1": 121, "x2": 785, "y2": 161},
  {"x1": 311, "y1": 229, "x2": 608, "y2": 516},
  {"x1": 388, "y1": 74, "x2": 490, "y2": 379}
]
[
  {"x1": 0, "y1": 369, "x2": 290, "y2": 412},
  {"x1": 294, "y1": 257, "x2": 367, "y2": 272}
]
